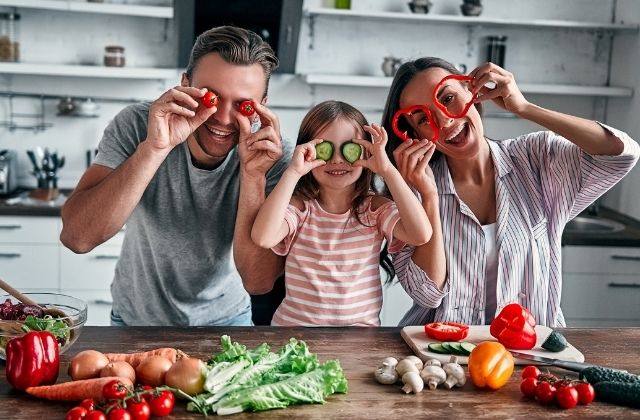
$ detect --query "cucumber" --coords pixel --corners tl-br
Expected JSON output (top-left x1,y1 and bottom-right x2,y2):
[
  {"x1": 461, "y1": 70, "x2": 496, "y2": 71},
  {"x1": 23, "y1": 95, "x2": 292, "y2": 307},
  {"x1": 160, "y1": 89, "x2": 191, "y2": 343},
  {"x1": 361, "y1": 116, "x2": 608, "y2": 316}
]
[
  {"x1": 440, "y1": 342, "x2": 456, "y2": 354},
  {"x1": 427, "y1": 343, "x2": 449, "y2": 354},
  {"x1": 315, "y1": 140, "x2": 334, "y2": 161},
  {"x1": 593, "y1": 381, "x2": 640, "y2": 408},
  {"x1": 460, "y1": 342, "x2": 476, "y2": 355},
  {"x1": 541, "y1": 330, "x2": 568, "y2": 352},
  {"x1": 446, "y1": 342, "x2": 465, "y2": 355},
  {"x1": 579, "y1": 366, "x2": 640, "y2": 385},
  {"x1": 341, "y1": 142, "x2": 363, "y2": 164}
]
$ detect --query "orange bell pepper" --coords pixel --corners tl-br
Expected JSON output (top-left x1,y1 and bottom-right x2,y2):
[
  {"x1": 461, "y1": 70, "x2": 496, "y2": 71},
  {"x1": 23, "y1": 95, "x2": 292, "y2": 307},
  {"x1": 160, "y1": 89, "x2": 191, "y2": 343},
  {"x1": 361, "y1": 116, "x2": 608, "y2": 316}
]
[{"x1": 467, "y1": 341, "x2": 514, "y2": 390}]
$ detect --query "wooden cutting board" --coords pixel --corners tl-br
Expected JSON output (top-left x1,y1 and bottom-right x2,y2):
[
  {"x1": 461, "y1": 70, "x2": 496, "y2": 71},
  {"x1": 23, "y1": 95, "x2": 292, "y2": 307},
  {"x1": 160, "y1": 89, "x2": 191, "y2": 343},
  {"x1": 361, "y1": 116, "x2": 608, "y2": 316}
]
[{"x1": 401, "y1": 325, "x2": 585, "y2": 365}]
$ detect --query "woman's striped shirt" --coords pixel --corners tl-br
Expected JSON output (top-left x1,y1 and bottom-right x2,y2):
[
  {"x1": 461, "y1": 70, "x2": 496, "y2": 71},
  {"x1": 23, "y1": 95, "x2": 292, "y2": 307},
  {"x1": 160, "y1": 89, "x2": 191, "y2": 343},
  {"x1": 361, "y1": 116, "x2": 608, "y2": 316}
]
[
  {"x1": 271, "y1": 197, "x2": 404, "y2": 326},
  {"x1": 395, "y1": 124, "x2": 639, "y2": 327}
]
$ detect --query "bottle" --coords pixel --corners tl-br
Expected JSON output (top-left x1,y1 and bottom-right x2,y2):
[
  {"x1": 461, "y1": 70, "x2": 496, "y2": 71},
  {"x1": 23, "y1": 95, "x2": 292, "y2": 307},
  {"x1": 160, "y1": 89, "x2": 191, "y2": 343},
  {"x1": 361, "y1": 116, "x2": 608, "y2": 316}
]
[
  {"x1": 104, "y1": 45, "x2": 126, "y2": 67},
  {"x1": 335, "y1": 0, "x2": 350, "y2": 9},
  {"x1": 0, "y1": 12, "x2": 20, "y2": 62}
]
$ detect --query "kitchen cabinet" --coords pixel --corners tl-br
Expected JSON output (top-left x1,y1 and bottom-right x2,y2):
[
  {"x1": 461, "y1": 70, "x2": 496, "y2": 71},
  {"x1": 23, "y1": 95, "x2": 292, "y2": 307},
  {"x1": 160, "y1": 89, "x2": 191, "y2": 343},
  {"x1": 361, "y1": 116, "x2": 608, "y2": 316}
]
[
  {"x1": 562, "y1": 245, "x2": 640, "y2": 327},
  {"x1": 380, "y1": 279, "x2": 413, "y2": 326}
]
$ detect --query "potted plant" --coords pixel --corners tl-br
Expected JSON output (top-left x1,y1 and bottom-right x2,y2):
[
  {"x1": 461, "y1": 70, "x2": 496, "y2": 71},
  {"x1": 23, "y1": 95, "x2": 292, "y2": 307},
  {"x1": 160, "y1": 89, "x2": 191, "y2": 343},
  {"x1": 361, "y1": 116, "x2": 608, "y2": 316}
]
[{"x1": 461, "y1": 0, "x2": 483, "y2": 17}]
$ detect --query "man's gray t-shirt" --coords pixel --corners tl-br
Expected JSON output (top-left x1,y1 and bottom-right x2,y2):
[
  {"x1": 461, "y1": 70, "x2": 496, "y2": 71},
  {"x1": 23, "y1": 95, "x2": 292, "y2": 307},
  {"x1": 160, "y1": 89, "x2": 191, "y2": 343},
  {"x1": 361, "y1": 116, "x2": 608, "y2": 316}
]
[{"x1": 94, "y1": 102, "x2": 291, "y2": 325}]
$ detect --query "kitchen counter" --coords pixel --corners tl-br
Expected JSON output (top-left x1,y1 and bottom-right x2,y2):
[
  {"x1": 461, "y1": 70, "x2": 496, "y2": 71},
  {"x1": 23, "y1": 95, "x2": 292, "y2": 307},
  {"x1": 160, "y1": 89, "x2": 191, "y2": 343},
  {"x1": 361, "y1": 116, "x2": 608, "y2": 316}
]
[
  {"x1": 1, "y1": 327, "x2": 639, "y2": 418},
  {"x1": 562, "y1": 207, "x2": 640, "y2": 247},
  {"x1": 0, "y1": 188, "x2": 72, "y2": 217}
]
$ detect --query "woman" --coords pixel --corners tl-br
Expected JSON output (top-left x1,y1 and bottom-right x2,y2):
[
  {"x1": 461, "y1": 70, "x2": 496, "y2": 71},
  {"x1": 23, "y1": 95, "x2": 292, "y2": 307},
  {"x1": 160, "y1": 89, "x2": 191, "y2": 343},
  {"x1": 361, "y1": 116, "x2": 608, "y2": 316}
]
[{"x1": 382, "y1": 58, "x2": 639, "y2": 327}]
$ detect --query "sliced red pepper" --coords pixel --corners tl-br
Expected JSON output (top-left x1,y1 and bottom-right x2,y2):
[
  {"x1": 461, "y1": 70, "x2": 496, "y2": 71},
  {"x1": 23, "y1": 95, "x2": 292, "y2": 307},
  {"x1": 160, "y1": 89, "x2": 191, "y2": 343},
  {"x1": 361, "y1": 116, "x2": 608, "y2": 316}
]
[
  {"x1": 391, "y1": 104, "x2": 440, "y2": 143},
  {"x1": 239, "y1": 100, "x2": 255, "y2": 117},
  {"x1": 424, "y1": 321, "x2": 469, "y2": 341},
  {"x1": 432, "y1": 74, "x2": 477, "y2": 119},
  {"x1": 5, "y1": 330, "x2": 60, "y2": 390},
  {"x1": 201, "y1": 90, "x2": 219, "y2": 108},
  {"x1": 490, "y1": 303, "x2": 537, "y2": 350}
]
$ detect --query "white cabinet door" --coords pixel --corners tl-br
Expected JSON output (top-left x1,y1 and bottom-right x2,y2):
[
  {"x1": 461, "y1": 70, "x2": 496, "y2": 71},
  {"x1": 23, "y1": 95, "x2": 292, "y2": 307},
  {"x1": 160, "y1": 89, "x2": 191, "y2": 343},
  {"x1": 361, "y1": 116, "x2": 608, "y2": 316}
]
[
  {"x1": 381, "y1": 280, "x2": 414, "y2": 326},
  {"x1": 0, "y1": 244, "x2": 59, "y2": 291},
  {"x1": 0, "y1": 216, "x2": 59, "y2": 244},
  {"x1": 60, "y1": 244, "x2": 120, "y2": 290},
  {"x1": 64, "y1": 290, "x2": 113, "y2": 326}
]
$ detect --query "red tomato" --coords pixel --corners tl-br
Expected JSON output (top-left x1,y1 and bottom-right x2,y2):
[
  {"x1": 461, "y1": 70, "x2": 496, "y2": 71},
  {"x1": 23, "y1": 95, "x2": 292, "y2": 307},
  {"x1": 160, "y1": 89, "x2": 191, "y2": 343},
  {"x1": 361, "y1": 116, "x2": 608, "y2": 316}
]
[
  {"x1": 535, "y1": 381, "x2": 556, "y2": 404},
  {"x1": 520, "y1": 377, "x2": 538, "y2": 398},
  {"x1": 148, "y1": 390, "x2": 175, "y2": 417},
  {"x1": 85, "y1": 411, "x2": 107, "y2": 420},
  {"x1": 66, "y1": 406, "x2": 88, "y2": 420},
  {"x1": 521, "y1": 365, "x2": 541, "y2": 380},
  {"x1": 107, "y1": 408, "x2": 131, "y2": 420},
  {"x1": 140, "y1": 385, "x2": 154, "y2": 402},
  {"x1": 126, "y1": 400, "x2": 151, "y2": 420},
  {"x1": 201, "y1": 90, "x2": 219, "y2": 108},
  {"x1": 80, "y1": 399, "x2": 96, "y2": 411},
  {"x1": 424, "y1": 322, "x2": 469, "y2": 341},
  {"x1": 103, "y1": 379, "x2": 129, "y2": 400},
  {"x1": 556, "y1": 385, "x2": 579, "y2": 409},
  {"x1": 238, "y1": 100, "x2": 255, "y2": 116},
  {"x1": 574, "y1": 382, "x2": 595, "y2": 405}
]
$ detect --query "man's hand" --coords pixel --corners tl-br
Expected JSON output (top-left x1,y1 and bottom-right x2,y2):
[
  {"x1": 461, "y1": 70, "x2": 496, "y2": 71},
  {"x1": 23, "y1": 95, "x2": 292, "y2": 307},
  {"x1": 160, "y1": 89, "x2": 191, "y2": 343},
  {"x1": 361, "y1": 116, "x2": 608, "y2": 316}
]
[
  {"x1": 237, "y1": 102, "x2": 283, "y2": 179},
  {"x1": 146, "y1": 86, "x2": 217, "y2": 154}
]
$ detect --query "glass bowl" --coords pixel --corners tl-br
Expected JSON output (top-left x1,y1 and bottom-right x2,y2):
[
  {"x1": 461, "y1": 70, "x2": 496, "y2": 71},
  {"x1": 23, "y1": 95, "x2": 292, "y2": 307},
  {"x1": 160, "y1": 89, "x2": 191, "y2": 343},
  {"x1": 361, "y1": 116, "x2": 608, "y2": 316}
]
[{"x1": 0, "y1": 292, "x2": 88, "y2": 360}]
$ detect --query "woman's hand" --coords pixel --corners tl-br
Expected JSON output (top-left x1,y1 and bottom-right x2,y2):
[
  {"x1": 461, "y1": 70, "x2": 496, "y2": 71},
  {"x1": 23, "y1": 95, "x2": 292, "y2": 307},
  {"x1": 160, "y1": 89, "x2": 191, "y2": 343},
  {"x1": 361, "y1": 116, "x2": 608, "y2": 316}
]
[
  {"x1": 353, "y1": 124, "x2": 394, "y2": 176},
  {"x1": 469, "y1": 62, "x2": 530, "y2": 115},
  {"x1": 393, "y1": 138, "x2": 438, "y2": 197},
  {"x1": 286, "y1": 139, "x2": 326, "y2": 178},
  {"x1": 146, "y1": 87, "x2": 216, "y2": 154}
]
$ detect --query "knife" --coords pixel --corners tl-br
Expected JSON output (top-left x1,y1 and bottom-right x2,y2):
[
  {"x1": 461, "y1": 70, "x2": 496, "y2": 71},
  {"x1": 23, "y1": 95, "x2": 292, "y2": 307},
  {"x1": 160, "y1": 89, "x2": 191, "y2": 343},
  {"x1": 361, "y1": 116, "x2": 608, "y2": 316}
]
[{"x1": 509, "y1": 351, "x2": 619, "y2": 373}]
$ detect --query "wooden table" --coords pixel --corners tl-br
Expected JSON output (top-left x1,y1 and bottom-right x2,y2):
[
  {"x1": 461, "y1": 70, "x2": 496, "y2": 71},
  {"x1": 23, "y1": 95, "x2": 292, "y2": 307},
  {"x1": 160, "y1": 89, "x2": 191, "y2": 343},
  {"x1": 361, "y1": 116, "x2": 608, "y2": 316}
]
[{"x1": 1, "y1": 327, "x2": 639, "y2": 418}]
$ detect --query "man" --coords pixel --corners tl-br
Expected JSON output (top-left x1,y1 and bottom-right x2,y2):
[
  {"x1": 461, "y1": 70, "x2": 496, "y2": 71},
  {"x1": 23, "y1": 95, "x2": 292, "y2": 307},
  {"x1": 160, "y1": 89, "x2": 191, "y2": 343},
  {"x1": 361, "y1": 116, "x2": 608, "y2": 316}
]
[{"x1": 60, "y1": 26, "x2": 290, "y2": 326}]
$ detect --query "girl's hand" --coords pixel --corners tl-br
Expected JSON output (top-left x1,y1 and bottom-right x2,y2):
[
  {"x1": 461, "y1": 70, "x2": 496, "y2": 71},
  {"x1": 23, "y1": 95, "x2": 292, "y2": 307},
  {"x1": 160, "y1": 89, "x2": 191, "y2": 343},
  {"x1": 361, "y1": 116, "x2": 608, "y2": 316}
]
[
  {"x1": 469, "y1": 62, "x2": 530, "y2": 115},
  {"x1": 353, "y1": 124, "x2": 393, "y2": 176},
  {"x1": 393, "y1": 138, "x2": 438, "y2": 197},
  {"x1": 287, "y1": 139, "x2": 326, "y2": 177}
]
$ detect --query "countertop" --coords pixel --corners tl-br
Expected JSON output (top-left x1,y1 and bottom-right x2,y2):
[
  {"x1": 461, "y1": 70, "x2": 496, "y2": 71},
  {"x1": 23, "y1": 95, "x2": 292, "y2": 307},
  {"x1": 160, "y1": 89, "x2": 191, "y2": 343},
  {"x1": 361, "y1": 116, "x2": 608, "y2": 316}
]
[
  {"x1": 0, "y1": 188, "x2": 72, "y2": 217},
  {"x1": 1, "y1": 327, "x2": 639, "y2": 418}
]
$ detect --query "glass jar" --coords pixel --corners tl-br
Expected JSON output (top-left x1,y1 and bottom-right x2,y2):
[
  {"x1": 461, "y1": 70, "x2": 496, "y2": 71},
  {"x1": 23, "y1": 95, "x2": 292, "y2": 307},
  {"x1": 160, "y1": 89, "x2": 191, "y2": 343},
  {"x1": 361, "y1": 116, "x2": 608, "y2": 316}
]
[
  {"x1": 0, "y1": 12, "x2": 20, "y2": 62},
  {"x1": 104, "y1": 45, "x2": 125, "y2": 67}
]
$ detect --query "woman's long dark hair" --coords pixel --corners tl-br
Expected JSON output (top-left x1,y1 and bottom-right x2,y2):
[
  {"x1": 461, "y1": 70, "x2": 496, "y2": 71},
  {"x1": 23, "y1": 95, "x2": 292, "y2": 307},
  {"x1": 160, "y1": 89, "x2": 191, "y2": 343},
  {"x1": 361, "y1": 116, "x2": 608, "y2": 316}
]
[
  {"x1": 381, "y1": 57, "x2": 484, "y2": 166},
  {"x1": 294, "y1": 100, "x2": 395, "y2": 281}
]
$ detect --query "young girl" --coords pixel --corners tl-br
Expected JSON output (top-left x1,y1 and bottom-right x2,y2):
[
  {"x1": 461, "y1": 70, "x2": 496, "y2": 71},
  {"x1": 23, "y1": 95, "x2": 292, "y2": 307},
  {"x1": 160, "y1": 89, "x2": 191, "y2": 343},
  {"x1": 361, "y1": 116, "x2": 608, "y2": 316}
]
[{"x1": 251, "y1": 100, "x2": 438, "y2": 326}]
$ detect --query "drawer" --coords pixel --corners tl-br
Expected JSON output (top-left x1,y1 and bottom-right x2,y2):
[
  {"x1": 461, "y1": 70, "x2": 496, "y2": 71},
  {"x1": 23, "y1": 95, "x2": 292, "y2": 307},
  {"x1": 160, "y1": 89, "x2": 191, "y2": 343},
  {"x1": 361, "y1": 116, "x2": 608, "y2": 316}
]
[
  {"x1": 62, "y1": 290, "x2": 112, "y2": 326},
  {"x1": 60, "y1": 244, "x2": 120, "y2": 290},
  {"x1": 563, "y1": 246, "x2": 640, "y2": 275},
  {"x1": 561, "y1": 273, "x2": 640, "y2": 320},
  {"x1": 0, "y1": 216, "x2": 59, "y2": 244},
  {"x1": 0, "y1": 244, "x2": 59, "y2": 290}
]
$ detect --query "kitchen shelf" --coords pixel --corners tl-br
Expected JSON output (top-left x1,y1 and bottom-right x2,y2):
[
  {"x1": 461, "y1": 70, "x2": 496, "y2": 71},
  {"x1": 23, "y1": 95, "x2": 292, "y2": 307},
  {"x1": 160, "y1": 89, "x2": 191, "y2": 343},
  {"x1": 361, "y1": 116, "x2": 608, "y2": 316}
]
[
  {"x1": 0, "y1": 0, "x2": 173, "y2": 18},
  {"x1": 303, "y1": 74, "x2": 633, "y2": 97},
  {"x1": 0, "y1": 62, "x2": 178, "y2": 80},
  {"x1": 304, "y1": 7, "x2": 639, "y2": 32}
]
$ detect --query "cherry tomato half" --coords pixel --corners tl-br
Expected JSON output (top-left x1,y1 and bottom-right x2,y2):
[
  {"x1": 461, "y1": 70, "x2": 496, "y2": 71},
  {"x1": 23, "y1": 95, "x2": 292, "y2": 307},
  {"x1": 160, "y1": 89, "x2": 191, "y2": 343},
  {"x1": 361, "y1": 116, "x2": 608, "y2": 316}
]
[
  {"x1": 102, "y1": 379, "x2": 129, "y2": 400},
  {"x1": 424, "y1": 322, "x2": 469, "y2": 341},
  {"x1": 239, "y1": 100, "x2": 255, "y2": 116},
  {"x1": 201, "y1": 90, "x2": 219, "y2": 108},
  {"x1": 148, "y1": 390, "x2": 175, "y2": 417}
]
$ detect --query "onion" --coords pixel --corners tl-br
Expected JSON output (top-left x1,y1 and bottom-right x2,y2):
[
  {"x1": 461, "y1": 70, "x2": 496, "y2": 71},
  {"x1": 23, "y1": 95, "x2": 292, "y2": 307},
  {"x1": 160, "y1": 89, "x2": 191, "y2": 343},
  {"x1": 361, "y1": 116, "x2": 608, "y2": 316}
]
[
  {"x1": 100, "y1": 361, "x2": 136, "y2": 384},
  {"x1": 135, "y1": 355, "x2": 173, "y2": 386},
  {"x1": 164, "y1": 357, "x2": 206, "y2": 396},
  {"x1": 68, "y1": 350, "x2": 110, "y2": 380}
]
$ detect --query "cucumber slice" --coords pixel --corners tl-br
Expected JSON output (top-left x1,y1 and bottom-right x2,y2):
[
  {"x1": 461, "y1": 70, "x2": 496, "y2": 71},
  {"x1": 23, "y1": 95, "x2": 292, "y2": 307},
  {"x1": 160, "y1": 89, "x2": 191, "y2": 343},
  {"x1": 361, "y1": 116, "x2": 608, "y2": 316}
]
[
  {"x1": 460, "y1": 342, "x2": 476, "y2": 355},
  {"x1": 446, "y1": 342, "x2": 464, "y2": 355},
  {"x1": 341, "y1": 141, "x2": 363, "y2": 163},
  {"x1": 315, "y1": 140, "x2": 334, "y2": 161},
  {"x1": 427, "y1": 343, "x2": 449, "y2": 354},
  {"x1": 440, "y1": 342, "x2": 455, "y2": 354}
]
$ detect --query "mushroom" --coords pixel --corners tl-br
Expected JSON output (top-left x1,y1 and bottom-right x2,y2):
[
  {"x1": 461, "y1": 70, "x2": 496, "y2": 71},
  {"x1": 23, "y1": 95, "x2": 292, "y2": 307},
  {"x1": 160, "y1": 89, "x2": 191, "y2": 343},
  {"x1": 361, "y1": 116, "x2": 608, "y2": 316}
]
[
  {"x1": 396, "y1": 358, "x2": 420, "y2": 377},
  {"x1": 404, "y1": 355, "x2": 424, "y2": 371},
  {"x1": 401, "y1": 371, "x2": 424, "y2": 394},
  {"x1": 374, "y1": 358, "x2": 399, "y2": 385},
  {"x1": 420, "y1": 364, "x2": 447, "y2": 390},
  {"x1": 442, "y1": 356, "x2": 466, "y2": 389},
  {"x1": 423, "y1": 358, "x2": 442, "y2": 367}
]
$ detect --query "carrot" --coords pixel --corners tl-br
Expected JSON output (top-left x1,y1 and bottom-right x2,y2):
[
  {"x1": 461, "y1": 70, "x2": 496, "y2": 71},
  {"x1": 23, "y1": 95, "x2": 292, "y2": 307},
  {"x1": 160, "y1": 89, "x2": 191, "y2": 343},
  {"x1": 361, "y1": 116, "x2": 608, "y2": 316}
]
[
  {"x1": 103, "y1": 348, "x2": 187, "y2": 368},
  {"x1": 25, "y1": 376, "x2": 134, "y2": 402}
]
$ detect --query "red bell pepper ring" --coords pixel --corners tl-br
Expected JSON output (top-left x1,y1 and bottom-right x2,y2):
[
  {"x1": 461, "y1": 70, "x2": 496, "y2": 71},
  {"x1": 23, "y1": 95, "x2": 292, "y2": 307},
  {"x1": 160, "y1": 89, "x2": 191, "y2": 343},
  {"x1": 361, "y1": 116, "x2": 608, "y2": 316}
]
[
  {"x1": 432, "y1": 74, "x2": 477, "y2": 119},
  {"x1": 391, "y1": 104, "x2": 440, "y2": 143},
  {"x1": 424, "y1": 321, "x2": 470, "y2": 341},
  {"x1": 490, "y1": 303, "x2": 537, "y2": 350},
  {"x1": 201, "y1": 90, "x2": 219, "y2": 108},
  {"x1": 239, "y1": 100, "x2": 255, "y2": 117},
  {"x1": 5, "y1": 330, "x2": 60, "y2": 391}
]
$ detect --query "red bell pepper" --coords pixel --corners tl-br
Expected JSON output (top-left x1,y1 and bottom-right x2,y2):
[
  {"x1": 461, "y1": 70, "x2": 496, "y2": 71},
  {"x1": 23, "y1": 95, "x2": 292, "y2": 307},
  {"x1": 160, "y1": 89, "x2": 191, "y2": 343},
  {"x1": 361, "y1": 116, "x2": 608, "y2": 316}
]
[
  {"x1": 425, "y1": 322, "x2": 469, "y2": 341},
  {"x1": 489, "y1": 303, "x2": 537, "y2": 350},
  {"x1": 5, "y1": 330, "x2": 60, "y2": 391}
]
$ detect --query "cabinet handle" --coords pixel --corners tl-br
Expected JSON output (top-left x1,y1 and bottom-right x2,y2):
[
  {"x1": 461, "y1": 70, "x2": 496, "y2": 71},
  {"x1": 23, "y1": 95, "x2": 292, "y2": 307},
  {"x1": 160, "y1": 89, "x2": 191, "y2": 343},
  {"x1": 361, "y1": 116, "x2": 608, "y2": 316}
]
[
  {"x1": 610, "y1": 255, "x2": 640, "y2": 262},
  {"x1": 91, "y1": 299, "x2": 113, "y2": 305},
  {"x1": 608, "y1": 282, "x2": 640, "y2": 289},
  {"x1": 0, "y1": 225, "x2": 22, "y2": 230},
  {"x1": 0, "y1": 253, "x2": 21, "y2": 258},
  {"x1": 93, "y1": 255, "x2": 119, "y2": 260}
]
